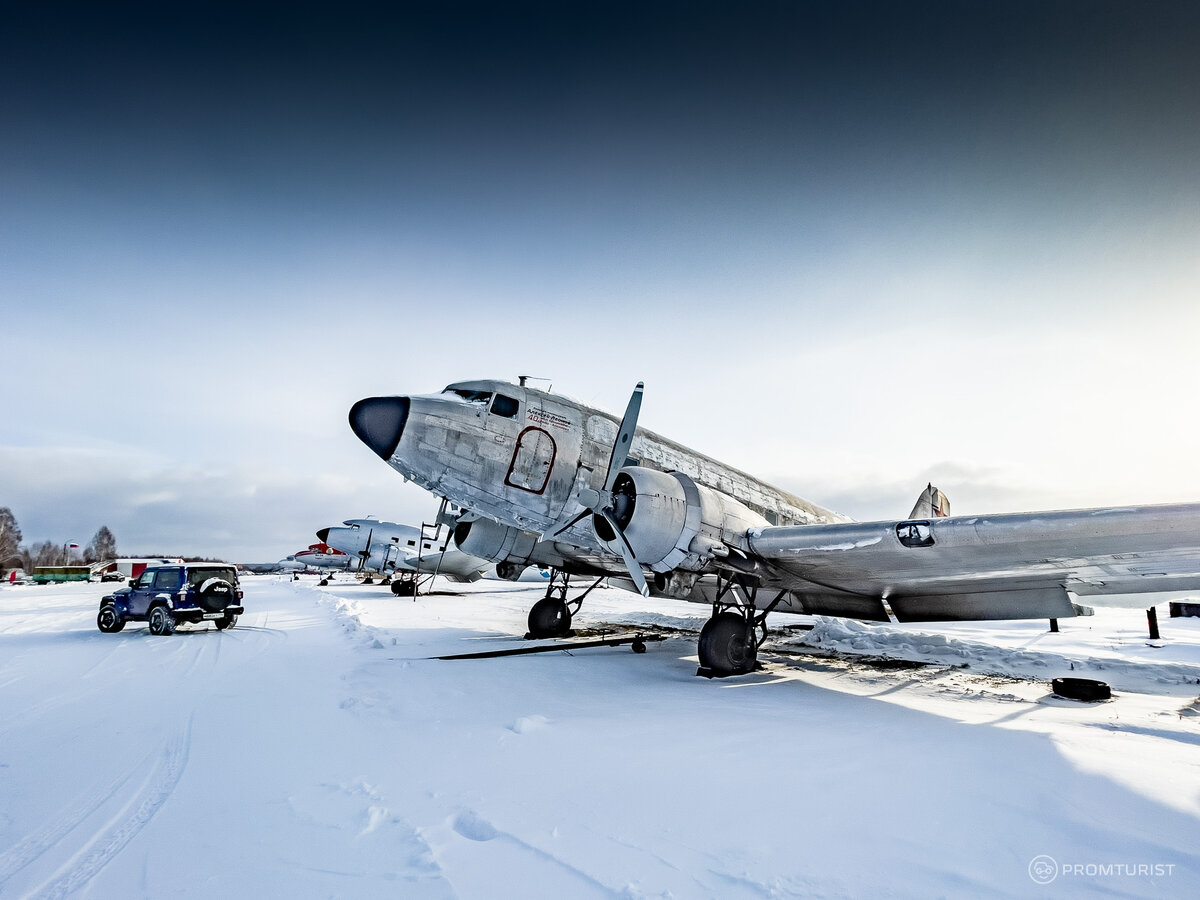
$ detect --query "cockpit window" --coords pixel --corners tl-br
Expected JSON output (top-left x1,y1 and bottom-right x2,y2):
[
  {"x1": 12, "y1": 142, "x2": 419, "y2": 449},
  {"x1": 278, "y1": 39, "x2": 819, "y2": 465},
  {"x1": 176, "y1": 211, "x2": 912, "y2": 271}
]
[
  {"x1": 446, "y1": 389, "x2": 492, "y2": 405},
  {"x1": 896, "y1": 521, "x2": 934, "y2": 548},
  {"x1": 491, "y1": 394, "x2": 519, "y2": 418}
]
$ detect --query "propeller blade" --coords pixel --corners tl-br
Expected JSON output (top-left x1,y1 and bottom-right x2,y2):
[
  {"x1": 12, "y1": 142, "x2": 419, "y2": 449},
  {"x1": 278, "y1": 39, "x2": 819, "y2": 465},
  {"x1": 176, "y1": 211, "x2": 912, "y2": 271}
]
[
  {"x1": 357, "y1": 528, "x2": 374, "y2": 572},
  {"x1": 601, "y1": 510, "x2": 650, "y2": 597},
  {"x1": 603, "y1": 382, "x2": 643, "y2": 494},
  {"x1": 543, "y1": 507, "x2": 591, "y2": 541}
]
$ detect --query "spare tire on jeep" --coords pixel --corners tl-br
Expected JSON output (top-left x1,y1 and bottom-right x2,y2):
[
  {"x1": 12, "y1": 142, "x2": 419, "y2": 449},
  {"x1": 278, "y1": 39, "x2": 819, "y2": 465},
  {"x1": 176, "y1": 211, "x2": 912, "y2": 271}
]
[{"x1": 197, "y1": 577, "x2": 235, "y2": 613}]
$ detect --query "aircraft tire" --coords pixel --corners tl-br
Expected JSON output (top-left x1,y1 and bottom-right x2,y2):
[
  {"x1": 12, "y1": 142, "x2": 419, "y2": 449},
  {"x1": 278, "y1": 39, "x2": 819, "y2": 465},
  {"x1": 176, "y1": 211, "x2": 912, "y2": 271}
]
[
  {"x1": 148, "y1": 605, "x2": 176, "y2": 636},
  {"x1": 698, "y1": 612, "x2": 756, "y2": 675},
  {"x1": 1051, "y1": 677, "x2": 1111, "y2": 702},
  {"x1": 527, "y1": 598, "x2": 572, "y2": 638}
]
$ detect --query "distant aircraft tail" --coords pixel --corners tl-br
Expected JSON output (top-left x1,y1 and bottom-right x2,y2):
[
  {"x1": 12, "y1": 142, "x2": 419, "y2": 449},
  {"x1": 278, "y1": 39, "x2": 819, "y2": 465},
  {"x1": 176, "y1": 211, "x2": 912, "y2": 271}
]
[{"x1": 908, "y1": 483, "x2": 950, "y2": 519}]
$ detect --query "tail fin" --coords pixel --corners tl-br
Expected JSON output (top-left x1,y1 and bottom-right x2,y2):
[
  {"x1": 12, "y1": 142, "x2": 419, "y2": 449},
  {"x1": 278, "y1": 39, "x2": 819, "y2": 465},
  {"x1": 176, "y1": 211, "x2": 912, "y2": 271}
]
[{"x1": 908, "y1": 483, "x2": 950, "y2": 519}]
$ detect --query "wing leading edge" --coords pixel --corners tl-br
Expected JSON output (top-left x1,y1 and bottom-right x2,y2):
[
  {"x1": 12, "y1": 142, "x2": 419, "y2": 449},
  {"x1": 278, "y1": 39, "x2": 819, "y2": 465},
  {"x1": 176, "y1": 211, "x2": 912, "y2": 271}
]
[{"x1": 747, "y1": 502, "x2": 1200, "y2": 623}]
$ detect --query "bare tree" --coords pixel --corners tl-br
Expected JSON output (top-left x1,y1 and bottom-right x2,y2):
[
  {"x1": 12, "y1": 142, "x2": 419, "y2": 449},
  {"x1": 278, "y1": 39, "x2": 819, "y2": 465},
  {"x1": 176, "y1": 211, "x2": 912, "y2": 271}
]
[
  {"x1": 90, "y1": 526, "x2": 117, "y2": 563},
  {"x1": 30, "y1": 541, "x2": 63, "y2": 568},
  {"x1": 0, "y1": 508, "x2": 21, "y2": 574}
]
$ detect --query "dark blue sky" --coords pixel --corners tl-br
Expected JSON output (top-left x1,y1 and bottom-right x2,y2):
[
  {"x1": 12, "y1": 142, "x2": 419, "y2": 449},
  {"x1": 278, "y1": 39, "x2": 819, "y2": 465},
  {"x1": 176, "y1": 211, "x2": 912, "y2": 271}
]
[
  {"x1": 8, "y1": 1, "x2": 1199, "y2": 237},
  {"x1": 4, "y1": 2, "x2": 1200, "y2": 559}
]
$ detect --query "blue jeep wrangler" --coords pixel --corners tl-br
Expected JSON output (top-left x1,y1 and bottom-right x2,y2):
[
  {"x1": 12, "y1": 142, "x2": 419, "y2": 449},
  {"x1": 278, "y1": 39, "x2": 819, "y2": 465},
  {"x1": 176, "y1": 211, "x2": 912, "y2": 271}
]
[{"x1": 97, "y1": 563, "x2": 245, "y2": 634}]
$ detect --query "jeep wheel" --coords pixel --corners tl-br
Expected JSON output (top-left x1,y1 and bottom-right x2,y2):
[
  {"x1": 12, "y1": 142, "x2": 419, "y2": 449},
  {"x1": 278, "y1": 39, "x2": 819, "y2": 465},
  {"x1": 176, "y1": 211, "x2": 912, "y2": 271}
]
[
  {"x1": 215, "y1": 613, "x2": 238, "y2": 630},
  {"x1": 148, "y1": 605, "x2": 176, "y2": 635},
  {"x1": 97, "y1": 605, "x2": 125, "y2": 633},
  {"x1": 197, "y1": 578, "x2": 235, "y2": 613}
]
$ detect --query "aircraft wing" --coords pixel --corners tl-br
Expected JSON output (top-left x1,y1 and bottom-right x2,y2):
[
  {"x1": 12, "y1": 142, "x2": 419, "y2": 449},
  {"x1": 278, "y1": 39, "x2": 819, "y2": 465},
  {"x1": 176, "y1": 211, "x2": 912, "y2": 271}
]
[{"x1": 746, "y1": 502, "x2": 1200, "y2": 622}]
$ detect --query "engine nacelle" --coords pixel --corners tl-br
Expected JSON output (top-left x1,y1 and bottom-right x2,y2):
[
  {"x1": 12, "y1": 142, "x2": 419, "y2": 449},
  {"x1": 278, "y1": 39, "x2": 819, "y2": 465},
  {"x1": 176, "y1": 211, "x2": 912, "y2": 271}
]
[
  {"x1": 594, "y1": 467, "x2": 768, "y2": 573},
  {"x1": 453, "y1": 517, "x2": 564, "y2": 571}
]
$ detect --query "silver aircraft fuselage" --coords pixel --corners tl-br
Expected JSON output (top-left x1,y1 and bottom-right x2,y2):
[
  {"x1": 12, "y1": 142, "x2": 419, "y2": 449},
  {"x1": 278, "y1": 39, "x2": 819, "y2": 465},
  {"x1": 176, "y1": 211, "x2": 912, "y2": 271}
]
[
  {"x1": 350, "y1": 378, "x2": 1200, "y2": 631},
  {"x1": 350, "y1": 379, "x2": 844, "y2": 566}
]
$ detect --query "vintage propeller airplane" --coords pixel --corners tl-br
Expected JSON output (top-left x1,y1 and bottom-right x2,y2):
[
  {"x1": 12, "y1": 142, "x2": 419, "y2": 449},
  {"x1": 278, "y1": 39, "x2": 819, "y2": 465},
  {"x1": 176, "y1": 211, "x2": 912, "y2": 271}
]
[
  {"x1": 349, "y1": 379, "x2": 1200, "y2": 675},
  {"x1": 316, "y1": 518, "x2": 490, "y2": 592}
]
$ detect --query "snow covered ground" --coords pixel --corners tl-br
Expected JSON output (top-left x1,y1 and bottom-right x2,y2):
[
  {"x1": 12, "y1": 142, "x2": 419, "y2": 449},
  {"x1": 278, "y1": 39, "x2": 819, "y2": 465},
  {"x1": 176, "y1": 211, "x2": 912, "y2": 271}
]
[{"x1": 2, "y1": 576, "x2": 1199, "y2": 898}]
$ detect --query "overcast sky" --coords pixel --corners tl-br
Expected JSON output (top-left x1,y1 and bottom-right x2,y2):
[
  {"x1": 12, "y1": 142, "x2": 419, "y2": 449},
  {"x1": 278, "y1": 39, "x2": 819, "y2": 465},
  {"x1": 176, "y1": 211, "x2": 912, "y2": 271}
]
[{"x1": 3, "y1": 1, "x2": 1200, "y2": 561}]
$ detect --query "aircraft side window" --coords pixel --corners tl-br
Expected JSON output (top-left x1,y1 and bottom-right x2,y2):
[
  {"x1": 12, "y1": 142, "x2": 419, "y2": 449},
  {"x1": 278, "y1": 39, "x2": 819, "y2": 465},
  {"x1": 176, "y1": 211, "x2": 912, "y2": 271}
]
[
  {"x1": 491, "y1": 394, "x2": 519, "y2": 418},
  {"x1": 407, "y1": 540, "x2": 415, "y2": 546},
  {"x1": 896, "y1": 521, "x2": 934, "y2": 548}
]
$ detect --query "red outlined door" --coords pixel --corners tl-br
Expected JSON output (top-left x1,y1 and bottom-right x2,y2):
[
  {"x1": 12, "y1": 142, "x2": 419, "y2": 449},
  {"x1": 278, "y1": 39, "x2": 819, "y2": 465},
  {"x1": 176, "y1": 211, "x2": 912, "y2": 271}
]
[{"x1": 505, "y1": 427, "x2": 557, "y2": 494}]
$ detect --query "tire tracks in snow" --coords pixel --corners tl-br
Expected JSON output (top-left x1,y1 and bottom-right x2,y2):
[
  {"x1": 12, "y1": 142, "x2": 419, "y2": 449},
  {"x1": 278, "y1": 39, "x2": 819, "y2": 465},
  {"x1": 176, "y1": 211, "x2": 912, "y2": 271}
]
[
  {"x1": 0, "y1": 751, "x2": 148, "y2": 888},
  {"x1": 14, "y1": 718, "x2": 192, "y2": 900}
]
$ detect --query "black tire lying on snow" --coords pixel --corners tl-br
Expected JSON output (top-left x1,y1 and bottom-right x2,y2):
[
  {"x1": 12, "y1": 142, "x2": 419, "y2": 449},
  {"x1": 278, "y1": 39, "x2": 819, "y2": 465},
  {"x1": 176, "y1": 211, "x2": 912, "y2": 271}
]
[{"x1": 1052, "y1": 677, "x2": 1111, "y2": 701}]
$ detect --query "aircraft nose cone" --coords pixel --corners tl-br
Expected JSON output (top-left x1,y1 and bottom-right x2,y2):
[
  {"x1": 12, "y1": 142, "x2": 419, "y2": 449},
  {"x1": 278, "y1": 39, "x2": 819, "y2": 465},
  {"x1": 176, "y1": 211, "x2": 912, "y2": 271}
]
[
  {"x1": 316, "y1": 527, "x2": 330, "y2": 543},
  {"x1": 349, "y1": 397, "x2": 410, "y2": 460}
]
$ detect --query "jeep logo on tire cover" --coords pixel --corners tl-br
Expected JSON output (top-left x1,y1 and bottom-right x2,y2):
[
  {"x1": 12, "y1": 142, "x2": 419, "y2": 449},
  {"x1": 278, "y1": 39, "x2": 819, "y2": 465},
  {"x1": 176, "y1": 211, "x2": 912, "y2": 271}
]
[{"x1": 198, "y1": 578, "x2": 234, "y2": 612}]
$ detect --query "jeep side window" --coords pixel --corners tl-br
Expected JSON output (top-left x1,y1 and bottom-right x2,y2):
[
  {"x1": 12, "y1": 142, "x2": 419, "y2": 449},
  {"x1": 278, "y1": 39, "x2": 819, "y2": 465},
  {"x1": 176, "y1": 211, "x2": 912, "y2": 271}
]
[
  {"x1": 154, "y1": 569, "x2": 183, "y2": 590},
  {"x1": 133, "y1": 572, "x2": 154, "y2": 588}
]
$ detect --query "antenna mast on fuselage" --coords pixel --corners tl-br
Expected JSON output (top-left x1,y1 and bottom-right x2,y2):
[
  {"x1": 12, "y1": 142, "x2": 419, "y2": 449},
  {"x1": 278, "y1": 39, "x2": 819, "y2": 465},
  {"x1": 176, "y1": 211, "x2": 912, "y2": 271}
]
[{"x1": 518, "y1": 375, "x2": 553, "y2": 392}]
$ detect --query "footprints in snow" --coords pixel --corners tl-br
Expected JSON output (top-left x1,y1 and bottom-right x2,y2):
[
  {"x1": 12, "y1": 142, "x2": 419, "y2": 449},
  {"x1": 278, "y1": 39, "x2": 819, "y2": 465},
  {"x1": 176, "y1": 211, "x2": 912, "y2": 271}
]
[
  {"x1": 452, "y1": 809, "x2": 499, "y2": 842},
  {"x1": 508, "y1": 714, "x2": 550, "y2": 734}
]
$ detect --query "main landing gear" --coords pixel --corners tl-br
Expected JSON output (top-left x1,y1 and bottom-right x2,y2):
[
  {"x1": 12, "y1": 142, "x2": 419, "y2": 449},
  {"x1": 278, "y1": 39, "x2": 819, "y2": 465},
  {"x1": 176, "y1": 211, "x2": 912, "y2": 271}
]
[
  {"x1": 390, "y1": 573, "x2": 419, "y2": 597},
  {"x1": 696, "y1": 574, "x2": 789, "y2": 678},
  {"x1": 526, "y1": 570, "x2": 605, "y2": 639}
]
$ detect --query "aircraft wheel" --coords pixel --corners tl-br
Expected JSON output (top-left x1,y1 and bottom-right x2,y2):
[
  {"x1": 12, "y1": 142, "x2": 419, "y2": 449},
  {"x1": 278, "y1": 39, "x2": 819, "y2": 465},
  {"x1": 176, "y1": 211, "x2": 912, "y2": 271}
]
[
  {"x1": 97, "y1": 604, "x2": 125, "y2": 633},
  {"x1": 698, "y1": 612, "x2": 756, "y2": 675},
  {"x1": 1052, "y1": 677, "x2": 1111, "y2": 701},
  {"x1": 319, "y1": 579, "x2": 328, "y2": 586},
  {"x1": 527, "y1": 598, "x2": 572, "y2": 638},
  {"x1": 391, "y1": 580, "x2": 416, "y2": 596},
  {"x1": 148, "y1": 605, "x2": 176, "y2": 636}
]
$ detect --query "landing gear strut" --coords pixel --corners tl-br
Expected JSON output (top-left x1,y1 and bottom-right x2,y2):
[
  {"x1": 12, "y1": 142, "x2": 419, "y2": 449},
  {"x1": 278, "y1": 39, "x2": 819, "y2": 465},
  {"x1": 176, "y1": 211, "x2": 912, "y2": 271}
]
[
  {"x1": 526, "y1": 570, "x2": 604, "y2": 639},
  {"x1": 696, "y1": 574, "x2": 788, "y2": 677}
]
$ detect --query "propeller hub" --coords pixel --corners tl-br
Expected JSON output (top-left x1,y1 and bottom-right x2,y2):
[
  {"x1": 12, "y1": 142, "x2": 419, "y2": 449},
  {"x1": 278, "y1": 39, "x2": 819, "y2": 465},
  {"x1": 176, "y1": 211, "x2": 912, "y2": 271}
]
[{"x1": 577, "y1": 488, "x2": 601, "y2": 509}]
